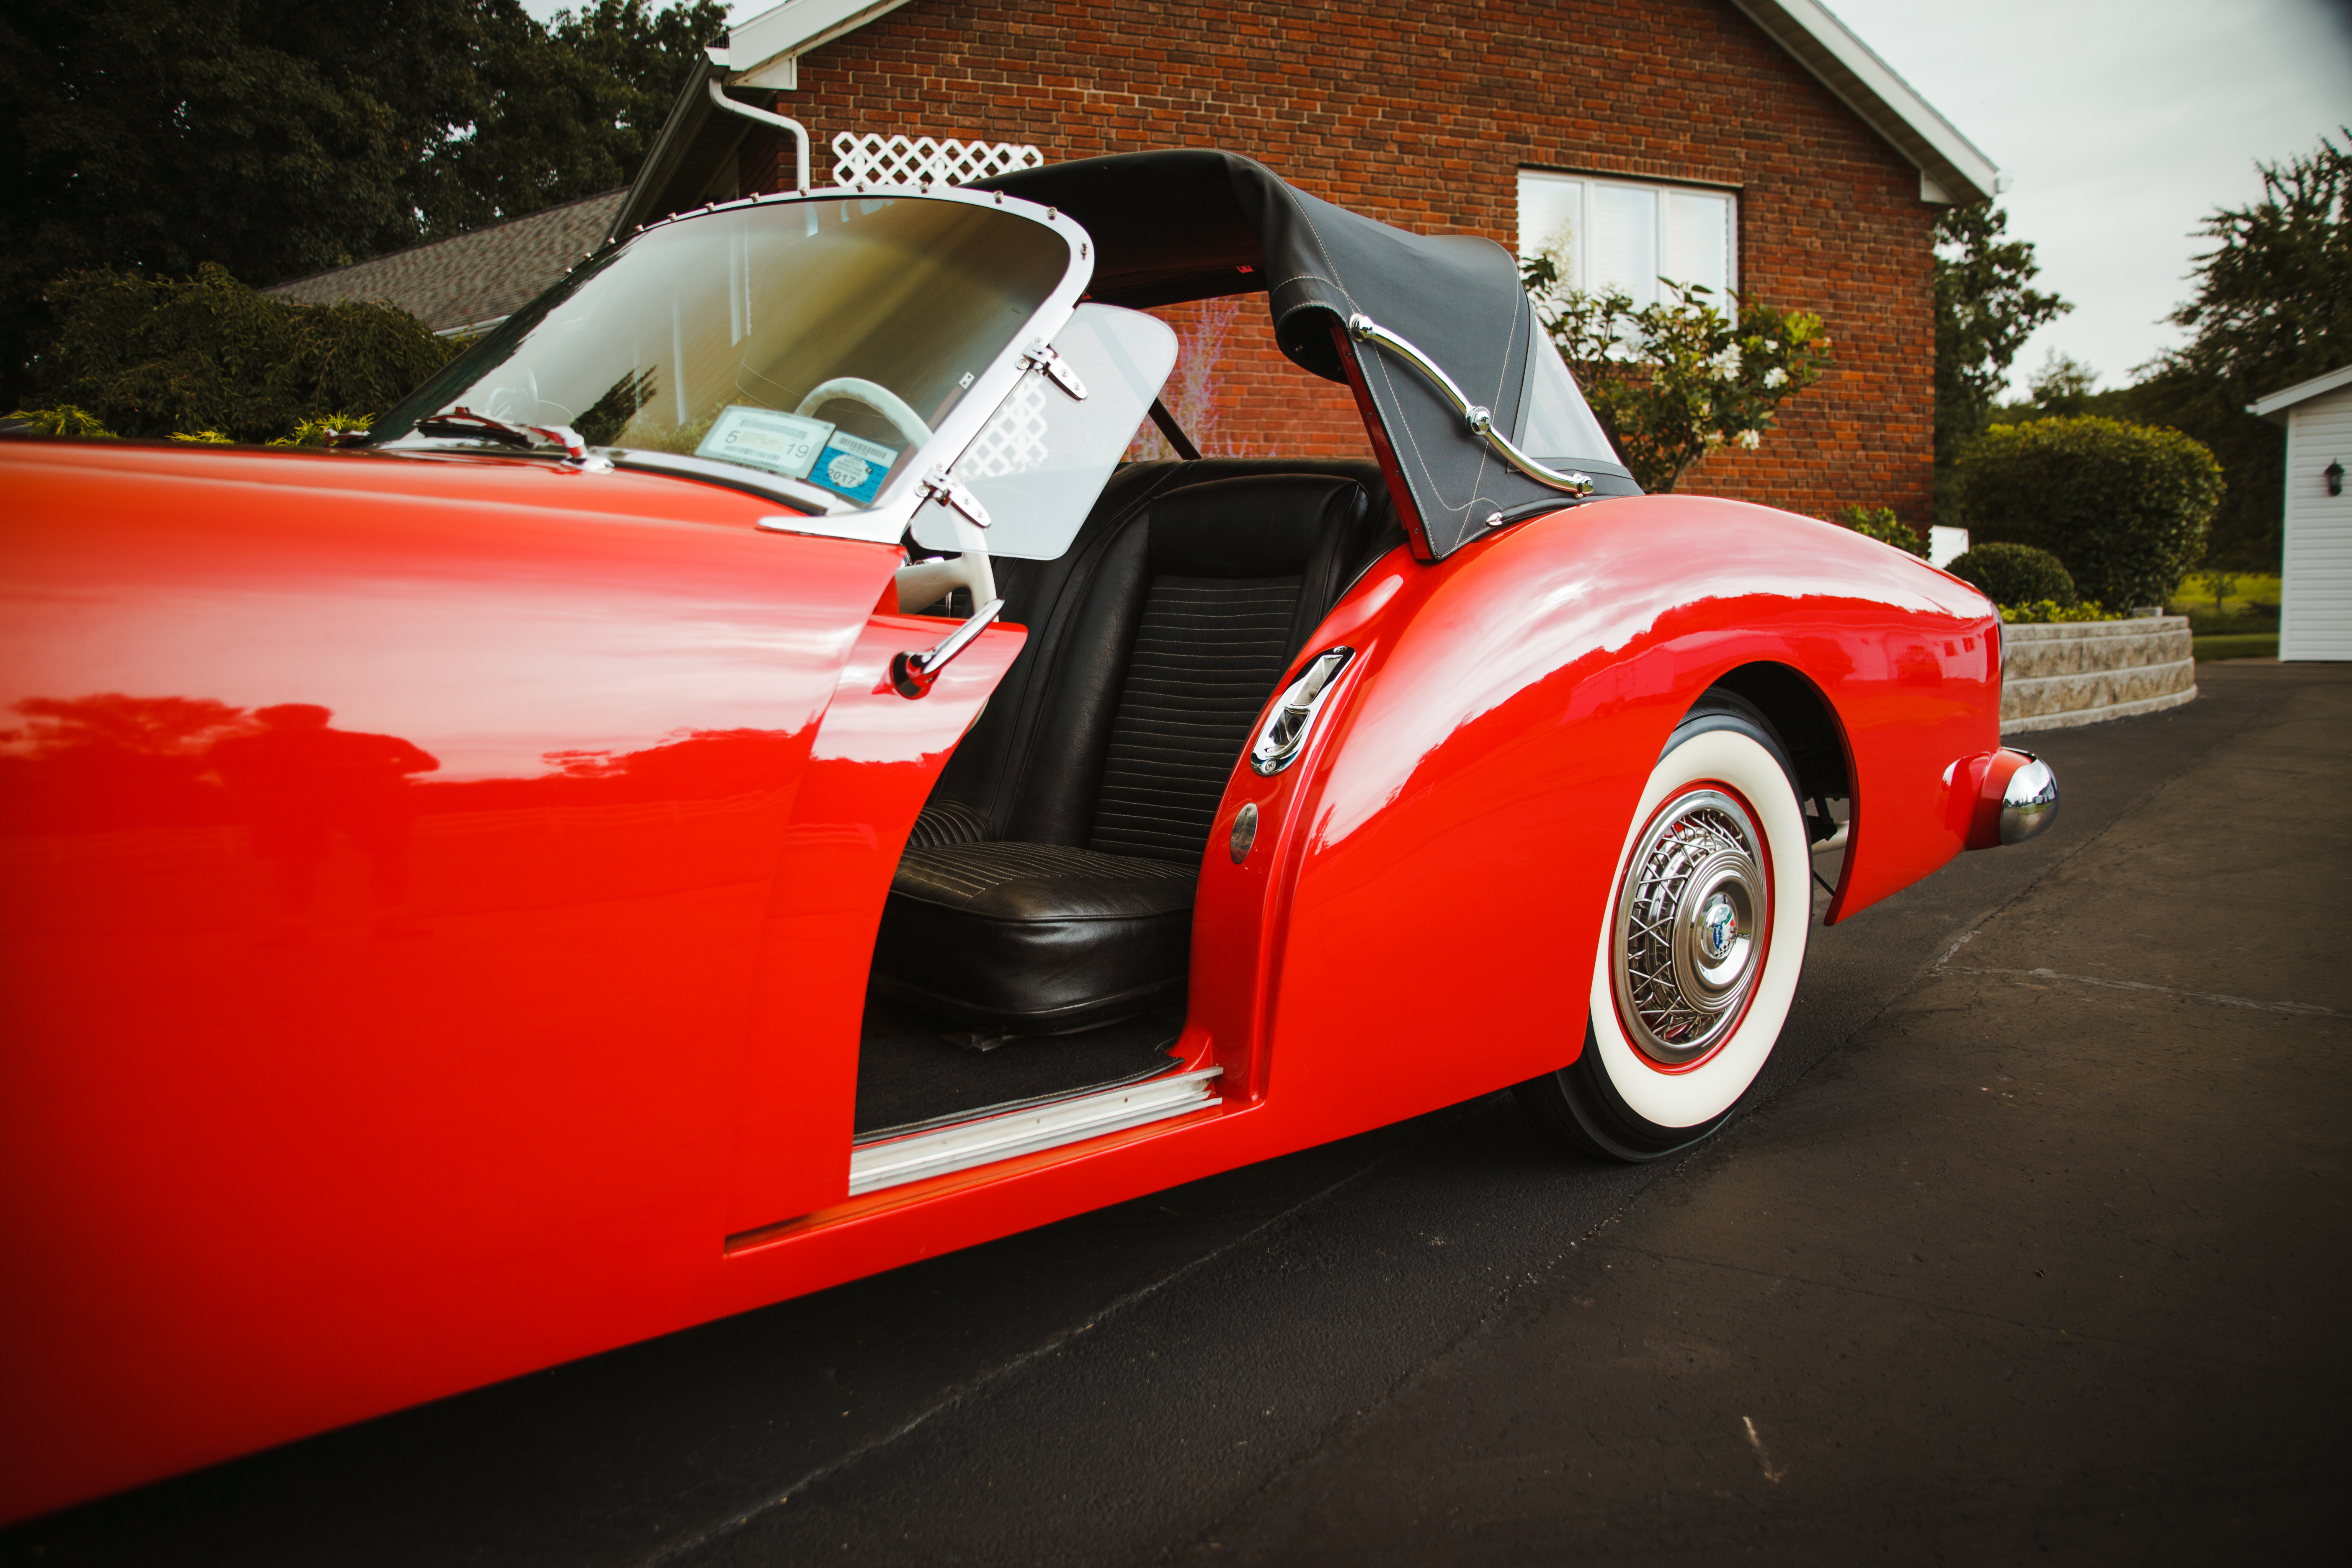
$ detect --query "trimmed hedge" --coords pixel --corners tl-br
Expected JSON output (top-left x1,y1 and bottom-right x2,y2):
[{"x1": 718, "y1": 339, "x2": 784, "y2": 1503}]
[
  {"x1": 1948, "y1": 542, "x2": 2076, "y2": 606},
  {"x1": 1956, "y1": 415, "x2": 2223, "y2": 612},
  {"x1": 35, "y1": 264, "x2": 456, "y2": 444}
]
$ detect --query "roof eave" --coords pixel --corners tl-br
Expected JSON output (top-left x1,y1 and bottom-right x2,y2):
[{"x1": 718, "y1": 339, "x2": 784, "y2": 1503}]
[
  {"x1": 717, "y1": 0, "x2": 920, "y2": 87},
  {"x1": 1724, "y1": 0, "x2": 2004, "y2": 205},
  {"x1": 2249, "y1": 362, "x2": 2352, "y2": 422}
]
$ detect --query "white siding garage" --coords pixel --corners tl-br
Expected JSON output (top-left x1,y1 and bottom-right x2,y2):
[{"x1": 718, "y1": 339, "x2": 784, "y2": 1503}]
[{"x1": 2252, "y1": 365, "x2": 2352, "y2": 662}]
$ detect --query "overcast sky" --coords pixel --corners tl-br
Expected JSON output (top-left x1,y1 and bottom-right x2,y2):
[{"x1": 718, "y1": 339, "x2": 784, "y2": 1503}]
[
  {"x1": 1788, "y1": 0, "x2": 2351, "y2": 396},
  {"x1": 611, "y1": 0, "x2": 2350, "y2": 397}
]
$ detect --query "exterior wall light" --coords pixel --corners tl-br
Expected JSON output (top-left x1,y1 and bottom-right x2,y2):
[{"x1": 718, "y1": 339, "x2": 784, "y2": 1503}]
[{"x1": 2327, "y1": 458, "x2": 2345, "y2": 497}]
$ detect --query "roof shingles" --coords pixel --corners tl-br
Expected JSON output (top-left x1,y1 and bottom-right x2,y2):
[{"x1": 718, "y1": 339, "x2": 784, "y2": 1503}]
[{"x1": 263, "y1": 190, "x2": 627, "y2": 333}]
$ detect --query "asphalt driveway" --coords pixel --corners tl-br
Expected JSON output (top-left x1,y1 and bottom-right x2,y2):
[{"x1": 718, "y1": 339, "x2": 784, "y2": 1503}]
[{"x1": 6, "y1": 661, "x2": 2344, "y2": 1566}]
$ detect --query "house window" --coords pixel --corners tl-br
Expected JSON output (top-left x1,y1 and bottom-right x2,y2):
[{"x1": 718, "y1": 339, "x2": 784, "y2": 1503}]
[{"x1": 1517, "y1": 170, "x2": 1737, "y2": 307}]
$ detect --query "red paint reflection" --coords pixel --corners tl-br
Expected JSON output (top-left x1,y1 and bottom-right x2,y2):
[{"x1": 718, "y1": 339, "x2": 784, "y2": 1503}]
[{"x1": 206, "y1": 705, "x2": 440, "y2": 939}]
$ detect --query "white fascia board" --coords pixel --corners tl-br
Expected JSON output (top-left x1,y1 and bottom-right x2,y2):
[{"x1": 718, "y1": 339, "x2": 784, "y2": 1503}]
[
  {"x1": 2250, "y1": 363, "x2": 2352, "y2": 422},
  {"x1": 1725, "y1": 0, "x2": 2004, "y2": 205},
  {"x1": 721, "y1": 0, "x2": 918, "y2": 86}
]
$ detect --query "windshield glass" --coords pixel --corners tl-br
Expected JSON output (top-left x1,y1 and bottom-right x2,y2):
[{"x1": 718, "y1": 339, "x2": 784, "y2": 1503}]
[{"x1": 376, "y1": 197, "x2": 1071, "y2": 507}]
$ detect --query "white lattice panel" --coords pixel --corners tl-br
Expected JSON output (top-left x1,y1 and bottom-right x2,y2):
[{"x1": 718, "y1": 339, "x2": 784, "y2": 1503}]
[
  {"x1": 831, "y1": 132, "x2": 1043, "y2": 188},
  {"x1": 961, "y1": 380, "x2": 1051, "y2": 478}
]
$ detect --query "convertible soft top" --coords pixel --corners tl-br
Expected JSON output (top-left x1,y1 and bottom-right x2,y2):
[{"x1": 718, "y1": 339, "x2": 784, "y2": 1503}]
[{"x1": 972, "y1": 149, "x2": 1639, "y2": 557}]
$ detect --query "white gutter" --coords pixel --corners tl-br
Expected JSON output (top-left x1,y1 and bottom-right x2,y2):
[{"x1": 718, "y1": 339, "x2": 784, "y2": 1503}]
[{"x1": 703, "y1": 78, "x2": 810, "y2": 195}]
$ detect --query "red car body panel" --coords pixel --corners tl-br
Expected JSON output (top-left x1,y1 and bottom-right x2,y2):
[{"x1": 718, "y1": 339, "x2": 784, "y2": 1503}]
[{"x1": 0, "y1": 440, "x2": 1998, "y2": 1521}]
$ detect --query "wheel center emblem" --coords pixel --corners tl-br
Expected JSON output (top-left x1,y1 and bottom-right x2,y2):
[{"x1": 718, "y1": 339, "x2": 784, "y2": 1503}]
[{"x1": 1699, "y1": 895, "x2": 1737, "y2": 960}]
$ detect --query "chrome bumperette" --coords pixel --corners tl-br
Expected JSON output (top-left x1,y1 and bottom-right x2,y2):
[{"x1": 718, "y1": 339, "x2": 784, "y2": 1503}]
[
  {"x1": 1346, "y1": 313, "x2": 1596, "y2": 498},
  {"x1": 1999, "y1": 756, "x2": 2059, "y2": 844},
  {"x1": 1249, "y1": 647, "x2": 1354, "y2": 776}
]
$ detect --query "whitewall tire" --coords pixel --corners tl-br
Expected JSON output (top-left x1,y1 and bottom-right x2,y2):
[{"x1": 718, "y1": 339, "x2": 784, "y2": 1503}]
[{"x1": 1517, "y1": 694, "x2": 1811, "y2": 1161}]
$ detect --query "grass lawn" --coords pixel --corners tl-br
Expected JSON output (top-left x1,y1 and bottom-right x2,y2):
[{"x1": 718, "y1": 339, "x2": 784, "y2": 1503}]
[
  {"x1": 2171, "y1": 573, "x2": 2282, "y2": 637},
  {"x1": 2193, "y1": 634, "x2": 2280, "y2": 662}
]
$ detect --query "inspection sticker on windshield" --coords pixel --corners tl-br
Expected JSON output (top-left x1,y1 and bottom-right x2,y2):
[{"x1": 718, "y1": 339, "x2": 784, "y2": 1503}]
[
  {"x1": 811, "y1": 431, "x2": 900, "y2": 505},
  {"x1": 696, "y1": 406, "x2": 835, "y2": 480}
]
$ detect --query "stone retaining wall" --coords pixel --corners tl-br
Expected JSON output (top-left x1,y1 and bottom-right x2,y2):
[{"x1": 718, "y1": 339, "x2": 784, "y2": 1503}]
[{"x1": 2001, "y1": 616, "x2": 2195, "y2": 733}]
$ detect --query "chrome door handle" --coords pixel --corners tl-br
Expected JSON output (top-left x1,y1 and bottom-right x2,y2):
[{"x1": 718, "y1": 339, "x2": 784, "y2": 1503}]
[
  {"x1": 1250, "y1": 647, "x2": 1354, "y2": 774},
  {"x1": 890, "y1": 598, "x2": 1003, "y2": 699}
]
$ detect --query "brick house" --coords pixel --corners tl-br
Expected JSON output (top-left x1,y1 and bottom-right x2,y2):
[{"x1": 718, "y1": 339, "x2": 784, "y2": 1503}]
[{"x1": 619, "y1": 0, "x2": 2001, "y2": 526}]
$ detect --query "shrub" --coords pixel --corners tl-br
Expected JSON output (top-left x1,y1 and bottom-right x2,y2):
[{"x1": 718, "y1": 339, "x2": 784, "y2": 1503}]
[
  {"x1": 34, "y1": 265, "x2": 457, "y2": 444},
  {"x1": 1955, "y1": 415, "x2": 2222, "y2": 611},
  {"x1": 5, "y1": 404, "x2": 117, "y2": 437},
  {"x1": 2001, "y1": 600, "x2": 2123, "y2": 624},
  {"x1": 1524, "y1": 265, "x2": 1832, "y2": 492},
  {"x1": 1948, "y1": 542, "x2": 2076, "y2": 605},
  {"x1": 1829, "y1": 503, "x2": 1927, "y2": 557}
]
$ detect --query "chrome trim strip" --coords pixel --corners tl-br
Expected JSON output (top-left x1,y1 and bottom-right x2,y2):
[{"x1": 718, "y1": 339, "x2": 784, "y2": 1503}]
[
  {"x1": 845, "y1": 1067, "x2": 1222, "y2": 1195},
  {"x1": 1346, "y1": 313, "x2": 1596, "y2": 497}
]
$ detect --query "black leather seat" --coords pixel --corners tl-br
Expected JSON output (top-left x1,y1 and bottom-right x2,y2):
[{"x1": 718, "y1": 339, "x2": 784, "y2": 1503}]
[{"x1": 872, "y1": 463, "x2": 1404, "y2": 1032}]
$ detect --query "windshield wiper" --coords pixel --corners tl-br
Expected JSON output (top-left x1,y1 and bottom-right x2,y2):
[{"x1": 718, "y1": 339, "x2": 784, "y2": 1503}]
[
  {"x1": 414, "y1": 408, "x2": 533, "y2": 448},
  {"x1": 410, "y1": 408, "x2": 599, "y2": 464}
]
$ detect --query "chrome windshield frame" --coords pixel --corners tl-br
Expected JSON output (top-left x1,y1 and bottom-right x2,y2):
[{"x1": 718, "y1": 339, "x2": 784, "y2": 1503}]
[{"x1": 381, "y1": 183, "x2": 1101, "y2": 548}]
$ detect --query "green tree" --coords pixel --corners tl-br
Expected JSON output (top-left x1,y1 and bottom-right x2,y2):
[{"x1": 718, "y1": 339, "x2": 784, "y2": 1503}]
[
  {"x1": 0, "y1": 0, "x2": 722, "y2": 407},
  {"x1": 417, "y1": 0, "x2": 729, "y2": 237},
  {"x1": 1933, "y1": 201, "x2": 2069, "y2": 521},
  {"x1": 1524, "y1": 265, "x2": 1832, "y2": 493},
  {"x1": 2110, "y1": 131, "x2": 2351, "y2": 570}
]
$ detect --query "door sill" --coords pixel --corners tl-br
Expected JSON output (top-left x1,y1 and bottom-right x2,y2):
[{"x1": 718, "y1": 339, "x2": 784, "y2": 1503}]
[{"x1": 846, "y1": 1066, "x2": 1222, "y2": 1195}]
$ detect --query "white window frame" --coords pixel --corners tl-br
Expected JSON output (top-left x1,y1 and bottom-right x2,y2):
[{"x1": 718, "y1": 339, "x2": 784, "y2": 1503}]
[{"x1": 1516, "y1": 169, "x2": 1740, "y2": 309}]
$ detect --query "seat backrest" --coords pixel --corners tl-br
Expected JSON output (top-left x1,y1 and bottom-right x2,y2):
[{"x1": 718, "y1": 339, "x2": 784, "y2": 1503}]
[{"x1": 925, "y1": 464, "x2": 1396, "y2": 860}]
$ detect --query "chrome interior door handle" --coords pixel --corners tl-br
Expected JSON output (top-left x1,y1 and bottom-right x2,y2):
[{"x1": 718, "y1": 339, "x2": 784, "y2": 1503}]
[{"x1": 890, "y1": 598, "x2": 1003, "y2": 699}]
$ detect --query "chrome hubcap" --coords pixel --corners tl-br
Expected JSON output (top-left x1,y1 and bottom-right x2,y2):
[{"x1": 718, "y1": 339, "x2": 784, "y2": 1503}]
[{"x1": 1612, "y1": 789, "x2": 1769, "y2": 1065}]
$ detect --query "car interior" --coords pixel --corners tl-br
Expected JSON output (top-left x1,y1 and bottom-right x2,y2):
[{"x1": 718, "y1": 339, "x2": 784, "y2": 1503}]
[{"x1": 851, "y1": 456, "x2": 1408, "y2": 1143}]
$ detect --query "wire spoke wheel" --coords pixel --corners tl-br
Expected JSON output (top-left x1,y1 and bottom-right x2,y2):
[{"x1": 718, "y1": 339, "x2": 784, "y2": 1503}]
[
  {"x1": 1612, "y1": 789, "x2": 1768, "y2": 1065},
  {"x1": 1517, "y1": 693, "x2": 1812, "y2": 1162}
]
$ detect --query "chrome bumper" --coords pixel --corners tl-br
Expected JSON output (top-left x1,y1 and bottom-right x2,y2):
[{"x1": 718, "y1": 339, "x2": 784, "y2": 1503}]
[
  {"x1": 1963, "y1": 748, "x2": 2060, "y2": 850},
  {"x1": 1997, "y1": 754, "x2": 2059, "y2": 844}
]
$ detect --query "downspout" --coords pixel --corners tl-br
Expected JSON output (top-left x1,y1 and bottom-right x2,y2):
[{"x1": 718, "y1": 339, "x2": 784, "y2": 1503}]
[{"x1": 706, "y1": 79, "x2": 811, "y2": 195}]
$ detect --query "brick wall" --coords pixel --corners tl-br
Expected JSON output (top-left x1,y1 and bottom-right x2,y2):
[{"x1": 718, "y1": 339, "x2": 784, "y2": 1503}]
[{"x1": 761, "y1": 0, "x2": 1938, "y2": 527}]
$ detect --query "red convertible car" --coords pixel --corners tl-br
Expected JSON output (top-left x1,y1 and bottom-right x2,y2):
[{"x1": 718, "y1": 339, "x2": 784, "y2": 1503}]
[{"x1": 0, "y1": 150, "x2": 2055, "y2": 1520}]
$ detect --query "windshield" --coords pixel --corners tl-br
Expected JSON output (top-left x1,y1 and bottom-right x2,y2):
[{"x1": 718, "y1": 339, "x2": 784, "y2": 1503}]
[{"x1": 376, "y1": 197, "x2": 1072, "y2": 508}]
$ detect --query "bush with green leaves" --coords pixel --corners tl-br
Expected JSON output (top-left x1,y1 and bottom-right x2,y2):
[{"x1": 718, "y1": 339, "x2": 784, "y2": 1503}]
[
  {"x1": 1947, "y1": 542, "x2": 2076, "y2": 606},
  {"x1": 1829, "y1": 504, "x2": 1926, "y2": 557},
  {"x1": 32, "y1": 265, "x2": 456, "y2": 444},
  {"x1": 2001, "y1": 600, "x2": 2123, "y2": 624},
  {"x1": 1955, "y1": 415, "x2": 2223, "y2": 611},
  {"x1": 1522, "y1": 262, "x2": 1832, "y2": 492}
]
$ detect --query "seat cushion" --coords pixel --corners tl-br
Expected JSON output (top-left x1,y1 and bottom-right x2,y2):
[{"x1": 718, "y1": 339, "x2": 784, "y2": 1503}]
[{"x1": 872, "y1": 842, "x2": 1197, "y2": 1032}]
